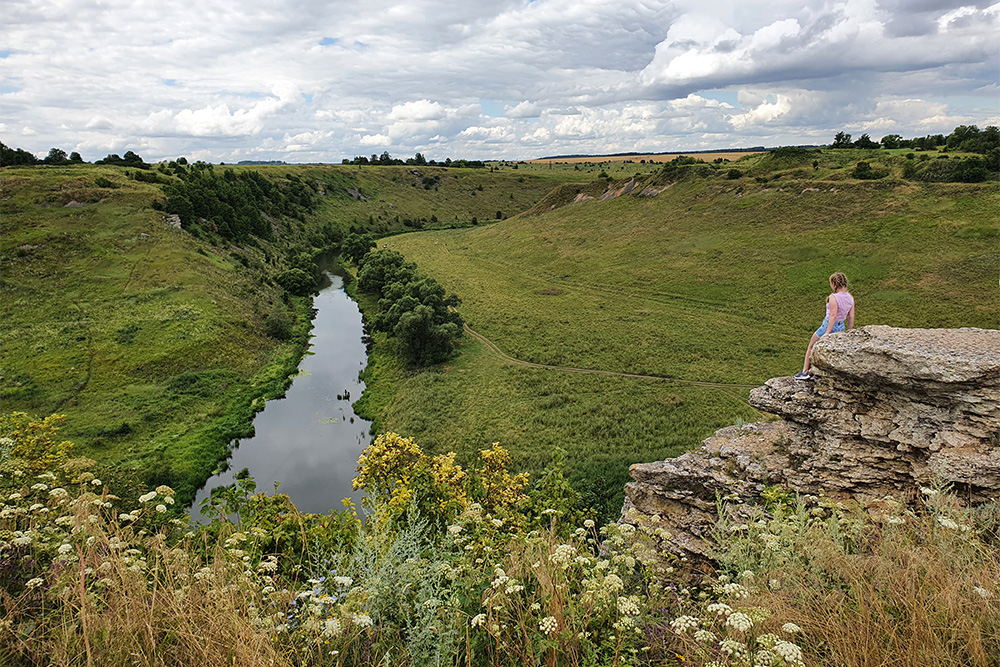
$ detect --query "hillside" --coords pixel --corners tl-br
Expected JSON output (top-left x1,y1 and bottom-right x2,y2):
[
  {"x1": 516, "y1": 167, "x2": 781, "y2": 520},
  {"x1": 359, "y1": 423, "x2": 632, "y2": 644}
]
[
  {"x1": 0, "y1": 163, "x2": 582, "y2": 503},
  {"x1": 361, "y1": 150, "x2": 999, "y2": 517}
]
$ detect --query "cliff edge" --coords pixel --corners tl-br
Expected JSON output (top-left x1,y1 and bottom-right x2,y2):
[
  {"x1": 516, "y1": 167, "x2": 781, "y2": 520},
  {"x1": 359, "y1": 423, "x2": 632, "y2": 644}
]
[{"x1": 621, "y1": 326, "x2": 1000, "y2": 560}]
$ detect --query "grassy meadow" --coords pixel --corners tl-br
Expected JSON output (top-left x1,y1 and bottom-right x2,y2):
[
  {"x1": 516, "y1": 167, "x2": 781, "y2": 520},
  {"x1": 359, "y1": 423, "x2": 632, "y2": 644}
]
[{"x1": 361, "y1": 150, "x2": 998, "y2": 517}]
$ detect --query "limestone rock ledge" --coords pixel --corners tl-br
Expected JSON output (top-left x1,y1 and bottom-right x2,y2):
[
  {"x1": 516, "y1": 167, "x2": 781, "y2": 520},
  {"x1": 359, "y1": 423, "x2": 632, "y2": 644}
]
[{"x1": 621, "y1": 326, "x2": 1000, "y2": 560}]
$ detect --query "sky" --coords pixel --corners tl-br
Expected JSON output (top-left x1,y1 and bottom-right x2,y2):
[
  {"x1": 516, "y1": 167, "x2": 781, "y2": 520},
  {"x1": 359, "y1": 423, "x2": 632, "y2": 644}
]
[{"x1": 1, "y1": 0, "x2": 998, "y2": 163}]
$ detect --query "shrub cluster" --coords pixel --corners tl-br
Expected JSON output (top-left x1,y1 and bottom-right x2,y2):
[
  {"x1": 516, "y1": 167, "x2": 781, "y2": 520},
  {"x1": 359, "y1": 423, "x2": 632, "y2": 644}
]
[{"x1": 356, "y1": 249, "x2": 464, "y2": 366}]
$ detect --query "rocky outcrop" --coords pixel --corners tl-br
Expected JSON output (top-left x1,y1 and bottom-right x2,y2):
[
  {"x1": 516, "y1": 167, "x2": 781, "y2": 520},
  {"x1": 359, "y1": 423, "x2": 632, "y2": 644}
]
[{"x1": 621, "y1": 326, "x2": 1000, "y2": 560}]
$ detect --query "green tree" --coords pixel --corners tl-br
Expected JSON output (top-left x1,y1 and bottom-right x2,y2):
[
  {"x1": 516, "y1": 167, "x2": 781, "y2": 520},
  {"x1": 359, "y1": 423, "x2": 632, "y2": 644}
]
[
  {"x1": 853, "y1": 134, "x2": 879, "y2": 149},
  {"x1": 880, "y1": 134, "x2": 903, "y2": 149},
  {"x1": 342, "y1": 233, "x2": 376, "y2": 265},
  {"x1": 275, "y1": 268, "x2": 315, "y2": 296},
  {"x1": 357, "y1": 250, "x2": 417, "y2": 296},
  {"x1": 43, "y1": 148, "x2": 69, "y2": 164},
  {"x1": 0, "y1": 141, "x2": 39, "y2": 166},
  {"x1": 394, "y1": 305, "x2": 459, "y2": 365},
  {"x1": 69, "y1": 151, "x2": 83, "y2": 163},
  {"x1": 831, "y1": 132, "x2": 852, "y2": 148}
]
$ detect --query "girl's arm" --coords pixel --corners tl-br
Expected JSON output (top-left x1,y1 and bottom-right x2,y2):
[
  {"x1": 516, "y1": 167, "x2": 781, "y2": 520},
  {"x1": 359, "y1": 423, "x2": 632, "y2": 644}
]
[
  {"x1": 824, "y1": 295, "x2": 838, "y2": 335},
  {"x1": 847, "y1": 303, "x2": 855, "y2": 330}
]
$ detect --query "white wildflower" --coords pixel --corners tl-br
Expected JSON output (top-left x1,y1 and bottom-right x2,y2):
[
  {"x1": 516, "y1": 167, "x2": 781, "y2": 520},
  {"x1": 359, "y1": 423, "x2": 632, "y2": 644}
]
[
  {"x1": 322, "y1": 618, "x2": 342, "y2": 636},
  {"x1": 617, "y1": 596, "x2": 640, "y2": 616},
  {"x1": 25, "y1": 577, "x2": 45, "y2": 589},
  {"x1": 447, "y1": 524, "x2": 463, "y2": 535},
  {"x1": 694, "y1": 629, "x2": 717, "y2": 643},
  {"x1": 30, "y1": 483, "x2": 48, "y2": 491},
  {"x1": 603, "y1": 573, "x2": 624, "y2": 593},
  {"x1": 470, "y1": 613, "x2": 487, "y2": 628},
  {"x1": 583, "y1": 519, "x2": 595, "y2": 529},
  {"x1": 138, "y1": 491, "x2": 157, "y2": 503},
  {"x1": 781, "y1": 622, "x2": 802, "y2": 634},
  {"x1": 726, "y1": 612, "x2": 753, "y2": 633},
  {"x1": 91, "y1": 479, "x2": 102, "y2": 486},
  {"x1": 774, "y1": 639, "x2": 804, "y2": 664},
  {"x1": 720, "y1": 638, "x2": 747, "y2": 656},
  {"x1": 973, "y1": 586, "x2": 991, "y2": 599},
  {"x1": 57, "y1": 544, "x2": 73, "y2": 555},
  {"x1": 707, "y1": 603, "x2": 733, "y2": 617},
  {"x1": 718, "y1": 582, "x2": 751, "y2": 599},
  {"x1": 550, "y1": 544, "x2": 576, "y2": 566},
  {"x1": 669, "y1": 615, "x2": 700, "y2": 634},
  {"x1": 155, "y1": 504, "x2": 167, "y2": 513},
  {"x1": 753, "y1": 648, "x2": 776, "y2": 667},
  {"x1": 48, "y1": 488, "x2": 68, "y2": 499},
  {"x1": 352, "y1": 613, "x2": 373, "y2": 628},
  {"x1": 539, "y1": 616, "x2": 559, "y2": 635}
]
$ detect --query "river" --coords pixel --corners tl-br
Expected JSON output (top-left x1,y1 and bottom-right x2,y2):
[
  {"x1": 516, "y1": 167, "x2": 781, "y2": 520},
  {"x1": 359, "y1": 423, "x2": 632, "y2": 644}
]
[{"x1": 191, "y1": 263, "x2": 372, "y2": 518}]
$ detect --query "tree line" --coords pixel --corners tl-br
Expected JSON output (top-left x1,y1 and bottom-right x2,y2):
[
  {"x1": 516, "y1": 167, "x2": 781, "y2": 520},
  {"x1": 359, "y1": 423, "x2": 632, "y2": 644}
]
[
  {"x1": 831, "y1": 124, "x2": 999, "y2": 154},
  {"x1": 342, "y1": 151, "x2": 485, "y2": 169},
  {"x1": 0, "y1": 142, "x2": 151, "y2": 168},
  {"x1": 152, "y1": 162, "x2": 316, "y2": 243}
]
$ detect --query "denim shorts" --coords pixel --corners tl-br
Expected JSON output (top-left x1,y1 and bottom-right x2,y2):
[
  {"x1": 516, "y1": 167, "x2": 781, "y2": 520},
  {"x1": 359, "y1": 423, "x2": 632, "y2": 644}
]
[{"x1": 815, "y1": 317, "x2": 846, "y2": 338}]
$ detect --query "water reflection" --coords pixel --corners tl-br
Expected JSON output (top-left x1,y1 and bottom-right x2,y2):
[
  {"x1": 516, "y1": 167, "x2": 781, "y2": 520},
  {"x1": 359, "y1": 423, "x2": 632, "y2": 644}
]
[{"x1": 191, "y1": 270, "x2": 371, "y2": 519}]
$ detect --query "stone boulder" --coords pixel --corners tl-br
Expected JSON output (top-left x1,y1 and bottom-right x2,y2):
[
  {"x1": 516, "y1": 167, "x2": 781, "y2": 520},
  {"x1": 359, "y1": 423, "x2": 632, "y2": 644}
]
[{"x1": 621, "y1": 326, "x2": 1000, "y2": 560}]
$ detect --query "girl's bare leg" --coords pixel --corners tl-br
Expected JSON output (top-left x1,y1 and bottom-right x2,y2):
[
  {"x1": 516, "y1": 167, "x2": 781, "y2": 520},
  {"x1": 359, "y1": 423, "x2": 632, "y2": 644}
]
[{"x1": 802, "y1": 334, "x2": 820, "y2": 373}]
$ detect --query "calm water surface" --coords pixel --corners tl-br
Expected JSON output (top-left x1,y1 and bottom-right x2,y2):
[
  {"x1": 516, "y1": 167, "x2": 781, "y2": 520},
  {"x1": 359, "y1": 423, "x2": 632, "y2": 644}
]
[{"x1": 191, "y1": 269, "x2": 371, "y2": 518}]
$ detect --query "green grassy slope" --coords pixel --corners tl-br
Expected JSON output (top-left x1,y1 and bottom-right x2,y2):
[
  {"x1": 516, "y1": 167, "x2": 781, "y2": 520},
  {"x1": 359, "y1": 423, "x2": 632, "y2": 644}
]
[
  {"x1": 249, "y1": 164, "x2": 585, "y2": 233},
  {"x1": 365, "y1": 160, "x2": 999, "y2": 518},
  {"x1": 0, "y1": 163, "x2": 584, "y2": 503},
  {"x1": 0, "y1": 165, "x2": 307, "y2": 500}
]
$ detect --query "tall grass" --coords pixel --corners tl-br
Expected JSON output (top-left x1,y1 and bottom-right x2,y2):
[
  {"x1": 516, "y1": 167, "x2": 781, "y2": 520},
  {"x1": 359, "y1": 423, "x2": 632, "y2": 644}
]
[{"x1": 3, "y1": 433, "x2": 996, "y2": 666}]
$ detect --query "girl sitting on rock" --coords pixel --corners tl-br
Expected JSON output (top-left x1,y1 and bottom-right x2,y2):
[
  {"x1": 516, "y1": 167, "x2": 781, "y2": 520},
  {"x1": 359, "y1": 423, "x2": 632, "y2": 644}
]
[{"x1": 795, "y1": 272, "x2": 855, "y2": 380}]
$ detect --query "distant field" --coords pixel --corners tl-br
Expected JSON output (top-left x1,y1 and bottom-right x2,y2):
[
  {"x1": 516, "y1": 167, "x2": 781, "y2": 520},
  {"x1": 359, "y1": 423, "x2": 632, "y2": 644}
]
[
  {"x1": 521, "y1": 151, "x2": 765, "y2": 164},
  {"x1": 367, "y1": 154, "x2": 999, "y2": 518}
]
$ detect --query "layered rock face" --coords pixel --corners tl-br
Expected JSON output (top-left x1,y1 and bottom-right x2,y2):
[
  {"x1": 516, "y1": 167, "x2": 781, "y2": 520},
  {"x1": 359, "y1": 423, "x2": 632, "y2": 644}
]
[{"x1": 621, "y1": 326, "x2": 1000, "y2": 560}]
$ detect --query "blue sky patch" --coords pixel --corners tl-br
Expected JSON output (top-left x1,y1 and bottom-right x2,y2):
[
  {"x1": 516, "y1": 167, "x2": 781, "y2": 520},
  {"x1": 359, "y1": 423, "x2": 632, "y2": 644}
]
[
  {"x1": 704, "y1": 90, "x2": 740, "y2": 107},
  {"x1": 320, "y1": 37, "x2": 338, "y2": 46},
  {"x1": 479, "y1": 100, "x2": 505, "y2": 117}
]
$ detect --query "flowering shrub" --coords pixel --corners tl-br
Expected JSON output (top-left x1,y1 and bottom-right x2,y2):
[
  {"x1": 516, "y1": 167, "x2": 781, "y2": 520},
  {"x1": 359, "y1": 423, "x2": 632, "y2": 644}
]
[{"x1": 0, "y1": 412, "x2": 74, "y2": 473}]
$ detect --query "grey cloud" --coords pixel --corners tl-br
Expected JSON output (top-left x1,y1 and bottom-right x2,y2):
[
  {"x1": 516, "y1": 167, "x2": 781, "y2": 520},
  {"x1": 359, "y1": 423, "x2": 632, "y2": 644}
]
[{"x1": 1, "y1": 0, "x2": 996, "y2": 162}]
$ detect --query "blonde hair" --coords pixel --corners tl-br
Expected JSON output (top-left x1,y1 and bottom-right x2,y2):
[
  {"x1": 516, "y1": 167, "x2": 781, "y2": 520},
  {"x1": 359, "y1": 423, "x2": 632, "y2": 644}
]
[{"x1": 830, "y1": 272, "x2": 848, "y2": 291}]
